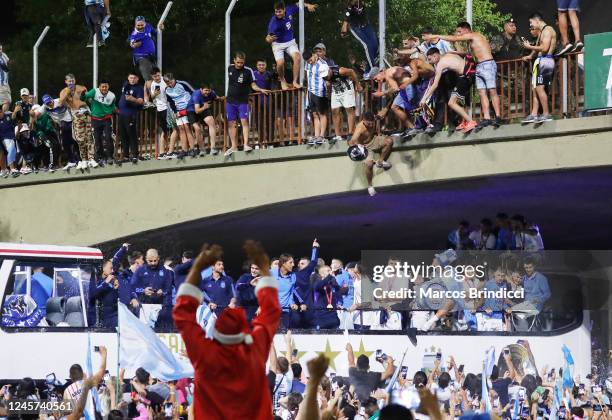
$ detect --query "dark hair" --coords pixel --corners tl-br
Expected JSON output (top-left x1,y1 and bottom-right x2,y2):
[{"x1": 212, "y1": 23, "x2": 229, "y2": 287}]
[
  {"x1": 108, "y1": 410, "x2": 125, "y2": 420},
  {"x1": 256, "y1": 58, "x2": 267, "y2": 63},
  {"x1": 151, "y1": 67, "x2": 161, "y2": 75},
  {"x1": 356, "y1": 354, "x2": 370, "y2": 371},
  {"x1": 438, "y1": 372, "x2": 451, "y2": 389},
  {"x1": 457, "y1": 21, "x2": 472, "y2": 30},
  {"x1": 379, "y1": 404, "x2": 414, "y2": 420},
  {"x1": 571, "y1": 407, "x2": 584, "y2": 417},
  {"x1": 511, "y1": 214, "x2": 526, "y2": 224},
  {"x1": 199, "y1": 82, "x2": 211, "y2": 89},
  {"x1": 529, "y1": 12, "x2": 544, "y2": 21},
  {"x1": 287, "y1": 392, "x2": 303, "y2": 411},
  {"x1": 277, "y1": 356, "x2": 290, "y2": 374},
  {"x1": 279, "y1": 253, "x2": 294, "y2": 267},
  {"x1": 363, "y1": 111, "x2": 375, "y2": 122},
  {"x1": 426, "y1": 47, "x2": 441, "y2": 56},
  {"x1": 462, "y1": 373, "x2": 479, "y2": 396},
  {"x1": 128, "y1": 71, "x2": 140, "y2": 78},
  {"x1": 341, "y1": 404, "x2": 357, "y2": 420},
  {"x1": 65, "y1": 73, "x2": 76, "y2": 81},
  {"x1": 274, "y1": 1, "x2": 286, "y2": 9},
  {"x1": 496, "y1": 212, "x2": 508, "y2": 220},
  {"x1": 523, "y1": 256, "x2": 538, "y2": 266},
  {"x1": 69, "y1": 364, "x2": 84, "y2": 382},
  {"x1": 291, "y1": 362, "x2": 302, "y2": 378},
  {"x1": 413, "y1": 370, "x2": 428, "y2": 387},
  {"x1": 234, "y1": 51, "x2": 246, "y2": 60},
  {"x1": 459, "y1": 220, "x2": 470, "y2": 228},
  {"x1": 480, "y1": 218, "x2": 493, "y2": 227},
  {"x1": 521, "y1": 374, "x2": 537, "y2": 397},
  {"x1": 182, "y1": 250, "x2": 194, "y2": 259},
  {"x1": 421, "y1": 26, "x2": 434, "y2": 35},
  {"x1": 16, "y1": 377, "x2": 36, "y2": 399},
  {"x1": 136, "y1": 367, "x2": 150, "y2": 384},
  {"x1": 99, "y1": 79, "x2": 110, "y2": 86},
  {"x1": 363, "y1": 397, "x2": 378, "y2": 409},
  {"x1": 163, "y1": 72, "x2": 175, "y2": 81},
  {"x1": 129, "y1": 251, "x2": 143, "y2": 265}
]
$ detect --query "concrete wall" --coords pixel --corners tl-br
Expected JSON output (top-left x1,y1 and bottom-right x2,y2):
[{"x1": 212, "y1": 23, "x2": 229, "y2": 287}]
[{"x1": 1, "y1": 115, "x2": 611, "y2": 246}]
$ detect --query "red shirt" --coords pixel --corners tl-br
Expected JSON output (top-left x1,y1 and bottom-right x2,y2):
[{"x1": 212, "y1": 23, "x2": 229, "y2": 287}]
[{"x1": 173, "y1": 277, "x2": 281, "y2": 420}]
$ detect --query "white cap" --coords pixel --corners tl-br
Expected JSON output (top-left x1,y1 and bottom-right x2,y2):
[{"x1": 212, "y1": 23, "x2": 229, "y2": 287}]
[
  {"x1": 17, "y1": 123, "x2": 30, "y2": 134},
  {"x1": 20, "y1": 88, "x2": 30, "y2": 96}
]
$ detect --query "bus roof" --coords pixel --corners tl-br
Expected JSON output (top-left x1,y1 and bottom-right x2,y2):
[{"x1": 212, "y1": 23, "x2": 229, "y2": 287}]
[{"x1": 0, "y1": 243, "x2": 103, "y2": 260}]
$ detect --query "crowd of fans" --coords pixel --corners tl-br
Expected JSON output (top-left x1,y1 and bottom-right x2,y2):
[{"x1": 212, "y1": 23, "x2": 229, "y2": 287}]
[{"x1": 0, "y1": 1, "x2": 588, "y2": 179}]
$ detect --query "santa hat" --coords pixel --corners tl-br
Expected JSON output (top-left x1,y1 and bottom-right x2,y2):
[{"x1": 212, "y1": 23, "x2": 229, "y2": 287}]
[{"x1": 212, "y1": 307, "x2": 253, "y2": 345}]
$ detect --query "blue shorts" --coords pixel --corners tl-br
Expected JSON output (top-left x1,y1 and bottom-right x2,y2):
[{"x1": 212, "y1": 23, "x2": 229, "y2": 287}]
[
  {"x1": 226, "y1": 102, "x2": 249, "y2": 122},
  {"x1": 392, "y1": 84, "x2": 416, "y2": 111},
  {"x1": 475, "y1": 59, "x2": 497, "y2": 90},
  {"x1": 557, "y1": 0, "x2": 580, "y2": 11}
]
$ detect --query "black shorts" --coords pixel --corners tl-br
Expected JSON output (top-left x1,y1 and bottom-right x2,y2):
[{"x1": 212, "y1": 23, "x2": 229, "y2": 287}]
[
  {"x1": 450, "y1": 76, "x2": 473, "y2": 106},
  {"x1": 156, "y1": 110, "x2": 169, "y2": 134},
  {"x1": 187, "y1": 109, "x2": 213, "y2": 125},
  {"x1": 308, "y1": 92, "x2": 329, "y2": 114}
]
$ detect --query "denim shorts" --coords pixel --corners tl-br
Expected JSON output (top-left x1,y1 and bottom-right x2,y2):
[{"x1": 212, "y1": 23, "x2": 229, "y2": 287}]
[
  {"x1": 557, "y1": 0, "x2": 580, "y2": 11},
  {"x1": 475, "y1": 59, "x2": 497, "y2": 90}
]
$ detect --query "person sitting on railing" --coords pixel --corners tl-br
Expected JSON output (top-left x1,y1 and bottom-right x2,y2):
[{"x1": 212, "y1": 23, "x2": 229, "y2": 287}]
[
  {"x1": 420, "y1": 48, "x2": 478, "y2": 133},
  {"x1": 521, "y1": 13, "x2": 557, "y2": 124},
  {"x1": 347, "y1": 111, "x2": 393, "y2": 197},
  {"x1": 163, "y1": 73, "x2": 197, "y2": 159},
  {"x1": 424, "y1": 22, "x2": 503, "y2": 130},
  {"x1": 128, "y1": 16, "x2": 158, "y2": 82},
  {"x1": 187, "y1": 83, "x2": 219, "y2": 157},
  {"x1": 200, "y1": 258, "x2": 236, "y2": 316},
  {"x1": 266, "y1": 1, "x2": 317, "y2": 90},
  {"x1": 491, "y1": 17, "x2": 524, "y2": 61},
  {"x1": 555, "y1": 0, "x2": 583, "y2": 56}
]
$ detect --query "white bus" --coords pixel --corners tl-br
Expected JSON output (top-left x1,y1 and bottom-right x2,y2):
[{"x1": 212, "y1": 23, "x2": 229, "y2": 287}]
[{"x1": 0, "y1": 243, "x2": 592, "y2": 382}]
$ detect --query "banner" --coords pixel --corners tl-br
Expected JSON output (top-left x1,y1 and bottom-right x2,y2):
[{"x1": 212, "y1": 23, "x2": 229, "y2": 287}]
[{"x1": 584, "y1": 32, "x2": 612, "y2": 110}]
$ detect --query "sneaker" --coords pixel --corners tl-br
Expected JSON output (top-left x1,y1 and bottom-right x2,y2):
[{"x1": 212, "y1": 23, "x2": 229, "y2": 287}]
[
  {"x1": 166, "y1": 152, "x2": 177, "y2": 159},
  {"x1": 243, "y1": 144, "x2": 253, "y2": 152},
  {"x1": 555, "y1": 43, "x2": 574, "y2": 57},
  {"x1": 188, "y1": 149, "x2": 197, "y2": 158},
  {"x1": 474, "y1": 119, "x2": 492, "y2": 132},
  {"x1": 199, "y1": 149, "x2": 207, "y2": 157},
  {"x1": 315, "y1": 137, "x2": 324, "y2": 145},
  {"x1": 462, "y1": 120, "x2": 478, "y2": 133},
  {"x1": 131, "y1": 157, "x2": 138, "y2": 164},
  {"x1": 536, "y1": 114, "x2": 553, "y2": 123},
  {"x1": 492, "y1": 117, "x2": 503, "y2": 128},
  {"x1": 107, "y1": 159, "x2": 114, "y2": 166},
  {"x1": 425, "y1": 125, "x2": 441, "y2": 135},
  {"x1": 88, "y1": 159, "x2": 99, "y2": 168},
  {"x1": 48, "y1": 165, "x2": 56, "y2": 173},
  {"x1": 376, "y1": 161, "x2": 392, "y2": 170},
  {"x1": 0, "y1": 170, "x2": 8, "y2": 178},
  {"x1": 19, "y1": 167, "x2": 32, "y2": 175},
  {"x1": 157, "y1": 153, "x2": 167, "y2": 160},
  {"x1": 62, "y1": 162, "x2": 77, "y2": 170},
  {"x1": 307, "y1": 137, "x2": 316, "y2": 146},
  {"x1": 209, "y1": 148, "x2": 219, "y2": 156},
  {"x1": 521, "y1": 115, "x2": 538, "y2": 124},
  {"x1": 402, "y1": 128, "x2": 422, "y2": 139},
  {"x1": 176, "y1": 151, "x2": 186, "y2": 160},
  {"x1": 573, "y1": 41, "x2": 584, "y2": 52},
  {"x1": 224, "y1": 148, "x2": 235, "y2": 157},
  {"x1": 367, "y1": 186, "x2": 377, "y2": 196},
  {"x1": 10, "y1": 169, "x2": 20, "y2": 178}
]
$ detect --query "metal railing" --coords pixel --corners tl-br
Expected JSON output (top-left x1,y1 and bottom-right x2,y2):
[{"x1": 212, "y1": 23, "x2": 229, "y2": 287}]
[{"x1": 107, "y1": 53, "x2": 598, "y2": 159}]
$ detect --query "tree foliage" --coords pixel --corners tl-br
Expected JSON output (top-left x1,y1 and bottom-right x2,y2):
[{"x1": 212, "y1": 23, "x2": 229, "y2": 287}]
[{"x1": 4, "y1": 0, "x2": 507, "y2": 99}]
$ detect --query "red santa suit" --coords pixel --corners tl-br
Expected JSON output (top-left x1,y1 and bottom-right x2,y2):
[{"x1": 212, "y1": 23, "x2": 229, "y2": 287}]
[{"x1": 173, "y1": 276, "x2": 280, "y2": 420}]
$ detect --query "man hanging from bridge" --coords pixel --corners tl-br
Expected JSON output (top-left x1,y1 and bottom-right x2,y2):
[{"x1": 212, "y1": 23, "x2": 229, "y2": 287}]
[{"x1": 173, "y1": 241, "x2": 280, "y2": 419}]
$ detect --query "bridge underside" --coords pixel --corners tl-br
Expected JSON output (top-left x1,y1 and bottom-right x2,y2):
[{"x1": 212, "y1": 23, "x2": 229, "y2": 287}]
[{"x1": 99, "y1": 166, "x2": 612, "y2": 270}]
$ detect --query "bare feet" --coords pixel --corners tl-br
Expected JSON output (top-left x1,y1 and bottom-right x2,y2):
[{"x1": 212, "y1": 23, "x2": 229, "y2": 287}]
[
  {"x1": 281, "y1": 80, "x2": 291, "y2": 90},
  {"x1": 293, "y1": 82, "x2": 302, "y2": 89}
]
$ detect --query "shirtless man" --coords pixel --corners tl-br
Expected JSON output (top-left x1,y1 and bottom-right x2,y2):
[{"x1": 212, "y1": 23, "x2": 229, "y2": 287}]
[
  {"x1": 373, "y1": 56, "x2": 434, "y2": 137},
  {"x1": 425, "y1": 22, "x2": 502, "y2": 129},
  {"x1": 521, "y1": 12, "x2": 557, "y2": 124},
  {"x1": 59, "y1": 73, "x2": 96, "y2": 169},
  {"x1": 420, "y1": 48, "x2": 478, "y2": 133},
  {"x1": 347, "y1": 111, "x2": 393, "y2": 196}
]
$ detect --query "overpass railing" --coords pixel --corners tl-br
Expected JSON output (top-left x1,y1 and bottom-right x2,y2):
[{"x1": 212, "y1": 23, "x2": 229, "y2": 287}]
[{"x1": 111, "y1": 52, "x2": 595, "y2": 159}]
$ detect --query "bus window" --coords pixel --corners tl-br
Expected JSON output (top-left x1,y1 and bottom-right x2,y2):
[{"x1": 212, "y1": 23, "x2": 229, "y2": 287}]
[{"x1": 1, "y1": 261, "x2": 96, "y2": 328}]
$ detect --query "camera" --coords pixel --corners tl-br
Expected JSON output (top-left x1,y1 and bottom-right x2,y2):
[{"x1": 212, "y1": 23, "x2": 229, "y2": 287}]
[
  {"x1": 94, "y1": 346, "x2": 100, "y2": 352},
  {"x1": 435, "y1": 352, "x2": 442, "y2": 360},
  {"x1": 517, "y1": 387, "x2": 526, "y2": 402},
  {"x1": 503, "y1": 348, "x2": 510, "y2": 355},
  {"x1": 400, "y1": 366, "x2": 408, "y2": 379}
]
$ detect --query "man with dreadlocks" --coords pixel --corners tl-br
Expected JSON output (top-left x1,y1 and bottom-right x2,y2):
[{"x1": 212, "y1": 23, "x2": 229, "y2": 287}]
[{"x1": 373, "y1": 54, "x2": 434, "y2": 139}]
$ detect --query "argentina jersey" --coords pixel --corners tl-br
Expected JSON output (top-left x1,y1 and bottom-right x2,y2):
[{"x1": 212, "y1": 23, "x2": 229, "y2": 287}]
[
  {"x1": 165, "y1": 81, "x2": 195, "y2": 111},
  {"x1": 306, "y1": 59, "x2": 329, "y2": 97}
]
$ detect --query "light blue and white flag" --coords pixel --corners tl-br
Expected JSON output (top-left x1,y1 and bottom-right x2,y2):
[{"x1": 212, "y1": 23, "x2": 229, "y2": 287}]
[
  {"x1": 118, "y1": 302, "x2": 194, "y2": 380},
  {"x1": 385, "y1": 347, "x2": 409, "y2": 394},
  {"x1": 196, "y1": 303, "x2": 217, "y2": 338},
  {"x1": 481, "y1": 346, "x2": 495, "y2": 413},
  {"x1": 85, "y1": 333, "x2": 101, "y2": 420},
  {"x1": 561, "y1": 344, "x2": 575, "y2": 390}
]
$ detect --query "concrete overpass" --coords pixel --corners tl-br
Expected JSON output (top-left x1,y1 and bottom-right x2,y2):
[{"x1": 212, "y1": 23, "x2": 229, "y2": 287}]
[{"x1": 1, "y1": 115, "x2": 612, "y2": 247}]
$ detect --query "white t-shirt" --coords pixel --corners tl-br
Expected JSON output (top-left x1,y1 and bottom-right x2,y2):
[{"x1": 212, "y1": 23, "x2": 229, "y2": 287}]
[
  {"x1": 469, "y1": 230, "x2": 497, "y2": 250},
  {"x1": 273, "y1": 370, "x2": 294, "y2": 412},
  {"x1": 42, "y1": 99, "x2": 73, "y2": 123},
  {"x1": 150, "y1": 79, "x2": 168, "y2": 111}
]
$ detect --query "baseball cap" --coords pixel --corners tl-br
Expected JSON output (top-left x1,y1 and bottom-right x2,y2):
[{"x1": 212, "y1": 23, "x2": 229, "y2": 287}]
[
  {"x1": 18, "y1": 123, "x2": 30, "y2": 133},
  {"x1": 42, "y1": 94, "x2": 53, "y2": 104},
  {"x1": 505, "y1": 17, "x2": 516, "y2": 24},
  {"x1": 20, "y1": 88, "x2": 30, "y2": 96},
  {"x1": 313, "y1": 42, "x2": 326, "y2": 51}
]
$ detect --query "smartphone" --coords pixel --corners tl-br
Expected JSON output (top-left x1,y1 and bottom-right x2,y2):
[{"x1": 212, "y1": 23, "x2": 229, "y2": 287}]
[
  {"x1": 164, "y1": 403, "x2": 173, "y2": 416},
  {"x1": 436, "y1": 352, "x2": 442, "y2": 360},
  {"x1": 94, "y1": 346, "x2": 100, "y2": 352},
  {"x1": 458, "y1": 364, "x2": 465, "y2": 373},
  {"x1": 292, "y1": 349, "x2": 298, "y2": 357},
  {"x1": 104, "y1": 370, "x2": 111, "y2": 383},
  {"x1": 558, "y1": 406, "x2": 567, "y2": 419},
  {"x1": 400, "y1": 366, "x2": 408, "y2": 379},
  {"x1": 593, "y1": 404, "x2": 602, "y2": 412},
  {"x1": 517, "y1": 387, "x2": 526, "y2": 402},
  {"x1": 579, "y1": 383, "x2": 585, "y2": 389},
  {"x1": 46, "y1": 373, "x2": 56, "y2": 384},
  {"x1": 592, "y1": 385, "x2": 602, "y2": 394},
  {"x1": 503, "y1": 348, "x2": 510, "y2": 355},
  {"x1": 329, "y1": 372, "x2": 336, "y2": 379}
]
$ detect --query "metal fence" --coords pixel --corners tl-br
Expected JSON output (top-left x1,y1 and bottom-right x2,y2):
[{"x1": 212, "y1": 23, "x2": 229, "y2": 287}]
[{"x1": 113, "y1": 53, "x2": 596, "y2": 159}]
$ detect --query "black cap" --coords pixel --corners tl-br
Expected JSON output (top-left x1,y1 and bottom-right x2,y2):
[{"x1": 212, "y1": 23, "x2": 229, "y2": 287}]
[{"x1": 505, "y1": 17, "x2": 516, "y2": 24}]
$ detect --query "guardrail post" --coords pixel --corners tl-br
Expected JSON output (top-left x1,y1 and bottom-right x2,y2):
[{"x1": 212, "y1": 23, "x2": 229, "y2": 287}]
[
  {"x1": 562, "y1": 57, "x2": 569, "y2": 118},
  {"x1": 93, "y1": 33, "x2": 98, "y2": 87},
  {"x1": 33, "y1": 26, "x2": 50, "y2": 102},
  {"x1": 225, "y1": 0, "x2": 239, "y2": 95},
  {"x1": 157, "y1": 2, "x2": 173, "y2": 73}
]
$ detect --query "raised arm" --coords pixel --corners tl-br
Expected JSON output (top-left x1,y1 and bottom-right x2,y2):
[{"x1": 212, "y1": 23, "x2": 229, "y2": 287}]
[
  {"x1": 433, "y1": 33, "x2": 474, "y2": 43},
  {"x1": 420, "y1": 65, "x2": 444, "y2": 105},
  {"x1": 269, "y1": 341, "x2": 279, "y2": 374},
  {"x1": 346, "y1": 342, "x2": 356, "y2": 368},
  {"x1": 296, "y1": 354, "x2": 329, "y2": 420},
  {"x1": 380, "y1": 356, "x2": 396, "y2": 381}
]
